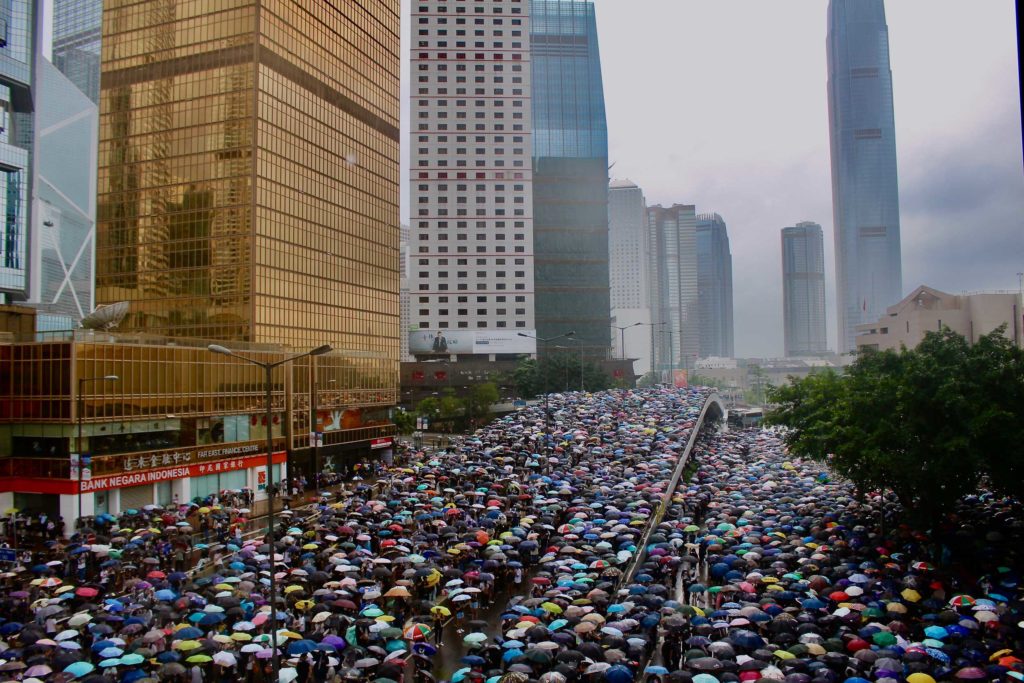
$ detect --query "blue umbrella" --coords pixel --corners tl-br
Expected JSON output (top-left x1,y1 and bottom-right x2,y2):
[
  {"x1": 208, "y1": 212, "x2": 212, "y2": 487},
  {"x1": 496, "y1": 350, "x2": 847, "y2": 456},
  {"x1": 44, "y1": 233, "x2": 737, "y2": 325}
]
[
  {"x1": 287, "y1": 640, "x2": 318, "y2": 656},
  {"x1": 155, "y1": 589, "x2": 177, "y2": 601},
  {"x1": 157, "y1": 652, "x2": 181, "y2": 663},
  {"x1": 607, "y1": 664, "x2": 635, "y2": 683},
  {"x1": 174, "y1": 627, "x2": 203, "y2": 640},
  {"x1": 64, "y1": 661, "x2": 96, "y2": 678}
]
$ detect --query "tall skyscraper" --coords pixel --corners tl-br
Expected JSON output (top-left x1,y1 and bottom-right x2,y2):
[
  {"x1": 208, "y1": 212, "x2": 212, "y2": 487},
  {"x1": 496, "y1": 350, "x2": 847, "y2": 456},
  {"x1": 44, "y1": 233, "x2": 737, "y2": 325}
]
[
  {"x1": 648, "y1": 204, "x2": 699, "y2": 376},
  {"x1": 827, "y1": 0, "x2": 902, "y2": 352},
  {"x1": 531, "y1": 0, "x2": 610, "y2": 354},
  {"x1": 95, "y1": 0, "x2": 400, "y2": 356},
  {"x1": 0, "y1": 0, "x2": 35, "y2": 300},
  {"x1": 608, "y1": 179, "x2": 652, "y2": 373},
  {"x1": 695, "y1": 212, "x2": 734, "y2": 358},
  {"x1": 52, "y1": 0, "x2": 102, "y2": 104},
  {"x1": 409, "y1": 0, "x2": 537, "y2": 357},
  {"x1": 781, "y1": 222, "x2": 828, "y2": 356}
]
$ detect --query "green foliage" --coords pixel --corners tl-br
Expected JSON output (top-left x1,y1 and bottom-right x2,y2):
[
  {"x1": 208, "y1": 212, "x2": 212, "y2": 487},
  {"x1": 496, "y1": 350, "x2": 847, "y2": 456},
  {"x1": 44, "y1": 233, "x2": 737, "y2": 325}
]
[
  {"x1": 392, "y1": 408, "x2": 416, "y2": 434},
  {"x1": 766, "y1": 327, "x2": 1024, "y2": 518},
  {"x1": 512, "y1": 354, "x2": 612, "y2": 396},
  {"x1": 467, "y1": 382, "x2": 500, "y2": 421}
]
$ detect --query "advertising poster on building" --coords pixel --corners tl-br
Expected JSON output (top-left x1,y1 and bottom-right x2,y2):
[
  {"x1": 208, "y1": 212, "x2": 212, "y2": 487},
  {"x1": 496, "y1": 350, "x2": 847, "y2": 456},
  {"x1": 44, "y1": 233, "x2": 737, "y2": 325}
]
[
  {"x1": 70, "y1": 453, "x2": 79, "y2": 480},
  {"x1": 673, "y1": 369, "x2": 689, "y2": 388},
  {"x1": 255, "y1": 465, "x2": 268, "y2": 492},
  {"x1": 408, "y1": 330, "x2": 537, "y2": 355}
]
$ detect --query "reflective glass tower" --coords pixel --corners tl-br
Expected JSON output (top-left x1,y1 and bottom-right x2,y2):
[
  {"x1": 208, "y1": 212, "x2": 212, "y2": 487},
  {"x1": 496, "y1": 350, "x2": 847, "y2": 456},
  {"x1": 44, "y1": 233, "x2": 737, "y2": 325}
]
[
  {"x1": 695, "y1": 213, "x2": 733, "y2": 358},
  {"x1": 531, "y1": 0, "x2": 610, "y2": 355},
  {"x1": 647, "y1": 204, "x2": 699, "y2": 377},
  {"x1": 95, "y1": 0, "x2": 400, "y2": 357},
  {"x1": 782, "y1": 222, "x2": 828, "y2": 357},
  {"x1": 827, "y1": 0, "x2": 902, "y2": 352},
  {"x1": 52, "y1": 0, "x2": 102, "y2": 104}
]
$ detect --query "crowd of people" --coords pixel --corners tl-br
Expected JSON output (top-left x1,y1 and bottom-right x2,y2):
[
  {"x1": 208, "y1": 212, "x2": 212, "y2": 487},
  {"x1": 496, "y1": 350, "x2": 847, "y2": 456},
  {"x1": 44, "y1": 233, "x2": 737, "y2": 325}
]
[{"x1": 0, "y1": 386, "x2": 1020, "y2": 683}]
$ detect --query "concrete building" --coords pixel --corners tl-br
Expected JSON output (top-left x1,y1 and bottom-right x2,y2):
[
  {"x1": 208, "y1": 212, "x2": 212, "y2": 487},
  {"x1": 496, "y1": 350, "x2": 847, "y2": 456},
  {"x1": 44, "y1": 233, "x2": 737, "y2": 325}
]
[
  {"x1": 608, "y1": 179, "x2": 653, "y2": 374},
  {"x1": 696, "y1": 212, "x2": 734, "y2": 358},
  {"x1": 648, "y1": 204, "x2": 699, "y2": 379},
  {"x1": 855, "y1": 285, "x2": 1024, "y2": 352},
  {"x1": 782, "y1": 222, "x2": 828, "y2": 357},
  {"x1": 827, "y1": 0, "x2": 903, "y2": 352},
  {"x1": 410, "y1": 0, "x2": 537, "y2": 359},
  {"x1": 399, "y1": 223, "x2": 411, "y2": 361}
]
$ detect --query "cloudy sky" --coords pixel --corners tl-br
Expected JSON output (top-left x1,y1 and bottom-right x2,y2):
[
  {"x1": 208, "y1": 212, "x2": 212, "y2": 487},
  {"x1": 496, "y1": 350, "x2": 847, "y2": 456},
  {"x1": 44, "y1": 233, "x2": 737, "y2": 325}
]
[{"x1": 400, "y1": 1, "x2": 1023, "y2": 358}]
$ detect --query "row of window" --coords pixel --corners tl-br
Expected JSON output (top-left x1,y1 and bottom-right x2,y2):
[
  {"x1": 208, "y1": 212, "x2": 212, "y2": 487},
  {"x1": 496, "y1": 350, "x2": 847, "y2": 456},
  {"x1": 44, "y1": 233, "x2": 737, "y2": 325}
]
[
  {"x1": 417, "y1": 257, "x2": 525, "y2": 265},
  {"x1": 421, "y1": 320, "x2": 527, "y2": 329},
  {"x1": 421, "y1": 307, "x2": 526, "y2": 315},
  {"x1": 418, "y1": 41, "x2": 522, "y2": 48},
  {"x1": 416, "y1": 183, "x2": 524, "y2": 190},
  {"x1": 417, "y1": 245, "x2": 527, "y2": 253},
  {"x1": 418, "y1": 270, "x2": 527, "y2": 278},
  {"x1": 417, "y1": 75, "x2": 524, "y2": 84},
  {"x1": 418, "y1": 28, "x2": 521, "y2": 36}
]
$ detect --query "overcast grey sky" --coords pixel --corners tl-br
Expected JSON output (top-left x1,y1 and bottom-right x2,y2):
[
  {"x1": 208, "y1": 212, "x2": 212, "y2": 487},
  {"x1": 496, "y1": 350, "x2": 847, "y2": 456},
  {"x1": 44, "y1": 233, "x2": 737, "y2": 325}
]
[{"x1": 400, "y1": 1, "x2": 1024, "y2": 358}]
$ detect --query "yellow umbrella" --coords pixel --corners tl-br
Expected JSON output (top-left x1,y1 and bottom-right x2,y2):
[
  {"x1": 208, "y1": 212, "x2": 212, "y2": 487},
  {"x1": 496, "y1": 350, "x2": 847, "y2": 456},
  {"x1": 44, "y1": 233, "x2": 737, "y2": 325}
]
[
  {"x1": 375, "y1": 615, "x2": 396, "y2": 623},
  {"x1": 214, "y1": 583, "x2": 234, "y2": 591},
  {"x1": 212, "y1": 634, "x2": 233, "y2": 645},
  {"x1": 276, "y1": 630, "x2": 302, "y2": 640},
  {"x1": 56, "y1": 585, "x2": 75, "y2": 594},
  {"x1": 174, "y1": 640, "x2": 202, "y2": 651},
  {"x1": 302, "y1": 543, "x2": 318, "y2": 550},
  {"x1": 540, "y1": 602, "x2": 563, "y2": 614},
  {"x1": 774, "y1": 650, "x2": 796, "y2": 660},
  {"x1": 430, "y1": 605, "x2": 451, "y2": 617},
  {"x1": 901, "y1": 588, "x2": 921, "y2": 603},
  {"x1": 230, "y1": 633, "x2": 253, "y2": 642},
  {"x1": 294, "y1": 600, "x2": 315, "y2": 611},
  {"x1": 198, "y1": 507, "x2": 211, "y2": 514},
  {"x1": 283, "y1": 585, "x2": 304, "y2": 594}
]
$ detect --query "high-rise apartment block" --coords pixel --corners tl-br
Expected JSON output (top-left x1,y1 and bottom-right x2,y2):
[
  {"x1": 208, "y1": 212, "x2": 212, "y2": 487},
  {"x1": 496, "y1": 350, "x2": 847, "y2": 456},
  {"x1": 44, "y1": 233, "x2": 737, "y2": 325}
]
[
  {"x1": 410, "y1": 0, "x2": 537, "y2": 357},
  {"x1": 531, "y1": 0, "x2": 610, "y2": 353},
  {"x1": 648, "y1": 204, "x2": 699, "y2": 376},
  {"x1": 695, "y1": 213, "x2": 734, "y2": 358},
  {"x1": 827, "y1": 0, "x2": 902, "y2": 352},
  {"x1": 95, "y1": 0, "x2": 401, "y2": 358},
  {"x1": 782, "y1": 222, "x2": 828, "y2": 356},
  {"x1": 608, "y1": 179, "x2": 653, "y2": 373}
]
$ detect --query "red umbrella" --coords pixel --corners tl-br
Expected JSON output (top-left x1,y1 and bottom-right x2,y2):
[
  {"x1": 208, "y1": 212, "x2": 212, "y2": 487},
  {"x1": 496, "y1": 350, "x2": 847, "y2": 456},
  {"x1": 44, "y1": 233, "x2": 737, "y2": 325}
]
[
  {"x1": 75, "y1": 587, "x2": 98, "y2": 597},
  {"x1": 148, "y1": 570, "x2": 167, "y2": 580}
]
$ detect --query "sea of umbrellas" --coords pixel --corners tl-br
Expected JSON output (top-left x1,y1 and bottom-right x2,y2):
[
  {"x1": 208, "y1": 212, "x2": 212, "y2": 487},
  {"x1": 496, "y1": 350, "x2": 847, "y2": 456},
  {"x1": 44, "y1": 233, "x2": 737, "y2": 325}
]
[{"x1": 0, "y1": 385, "x2": 1022, "y2": 683}]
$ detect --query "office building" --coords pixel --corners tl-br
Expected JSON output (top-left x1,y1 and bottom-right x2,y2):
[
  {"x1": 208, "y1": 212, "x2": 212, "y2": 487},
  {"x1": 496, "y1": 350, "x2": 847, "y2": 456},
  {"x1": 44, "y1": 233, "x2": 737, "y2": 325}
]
[
  {"x1": 409, "y1": 0, "x2": 538, "y2": 359},
  {"x1": 827, "y1": 0, "x2": 903, "y2": 352},
  {"x1": 531, "y1": 0, "x2": 610, "y2": 355},
  {"x1": 0, "y1": 0, "x2": 35, "y2": 300},
  {"x1": 608, "y1": 178, "x2": 653, "y2": 373},
  {"x1": 695, "y1": 212, "x2": 734, "y2": 358},
  {"x1": 52, "y1": 0, "x2": 102, "y2": 104},
  {"x1": 782, "y1": 221, "x2": 828, "y2": 356},
  {"x1": 0, "y1": 1, "x2": 404, "y2": 524},
  {"x1": 95, "y1": 0, "x2": 401, "y2": 356},
  {"x1": 399, "y1": 223, "x2": 411, "y2": 361},
  {"x1": 856, "y1": 285, "x2": 1023, "y2": 352},
  {"x1": 648, "y1": 204, "x2": 699, "y2": 377}
]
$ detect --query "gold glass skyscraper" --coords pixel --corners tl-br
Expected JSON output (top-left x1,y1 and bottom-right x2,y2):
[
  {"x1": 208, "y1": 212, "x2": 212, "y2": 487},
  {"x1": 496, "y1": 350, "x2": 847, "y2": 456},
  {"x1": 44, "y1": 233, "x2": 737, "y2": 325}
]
[{"x1": 95, "y1": 0, "x2": 400, "y2": 357}]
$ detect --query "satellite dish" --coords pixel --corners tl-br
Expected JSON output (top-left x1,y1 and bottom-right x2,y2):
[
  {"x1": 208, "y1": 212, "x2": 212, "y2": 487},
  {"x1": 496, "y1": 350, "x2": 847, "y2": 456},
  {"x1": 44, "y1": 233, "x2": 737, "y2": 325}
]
[{"x1": 81, "y1": 302, "x2": 129, "y2": 330}]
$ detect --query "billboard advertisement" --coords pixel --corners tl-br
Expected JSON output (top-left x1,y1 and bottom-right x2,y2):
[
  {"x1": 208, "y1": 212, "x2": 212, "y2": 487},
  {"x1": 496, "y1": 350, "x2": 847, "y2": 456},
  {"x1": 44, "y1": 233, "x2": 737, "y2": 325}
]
[
  {"x1": 409, "y1": 330, "x2": 537, "y2": 355},
  {"x1": 673, "y1": 369, "x2": 689, "y2": 388}
]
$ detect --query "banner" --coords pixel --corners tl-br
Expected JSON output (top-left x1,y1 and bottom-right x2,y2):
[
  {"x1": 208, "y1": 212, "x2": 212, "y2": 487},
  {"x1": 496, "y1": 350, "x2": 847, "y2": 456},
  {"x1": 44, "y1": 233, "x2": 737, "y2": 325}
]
[
  {"x1": 80, "y1": 452, "x2": 286, "y2": 493},
  {"x1": 408, "y1": 330, "x2": 537, "y2": 355},
  {"x1": 673, "y1": 369, "x2": 689, "y2": 388}
]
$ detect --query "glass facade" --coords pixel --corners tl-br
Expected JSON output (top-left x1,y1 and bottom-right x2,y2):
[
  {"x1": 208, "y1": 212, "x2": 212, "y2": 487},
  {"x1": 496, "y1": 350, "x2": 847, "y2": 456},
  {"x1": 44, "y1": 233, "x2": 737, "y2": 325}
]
[
  {"x1": 95, "y1": 0, "x2": 401, "y2": 358},
  {"x1": 530, "y1": 0, "x2": 610, "y2": 353},
  {"x1": 827, "y1": 0, "x2": 902, "y2": 352},
  {"x1": 0, "y1": 332, "x2": 396, "y2": 479},
  {"x1": 52, "y1": 0, "x2": 103, "y2": 103},
  {"x1": 695, "y1": 213, "x2": 734, "y2": 358},
  {"x1": 647, "y1": 205, "x2": 699, "y2": 374},
  {"x1": 32, "y1": 59, "x2": 99, "y2": 321},
  {"x1": 0, "y1": 0, "x2": 33, "y2": 295},
  {"x1": 782, "y1": 222, "x2": 828, "y2": 357}
]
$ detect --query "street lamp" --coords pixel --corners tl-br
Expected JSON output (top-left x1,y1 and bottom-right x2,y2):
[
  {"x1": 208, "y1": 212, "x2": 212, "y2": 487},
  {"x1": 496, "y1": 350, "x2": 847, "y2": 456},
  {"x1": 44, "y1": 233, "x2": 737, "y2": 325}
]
[
  {"x1": 518, "y1": 330, "x2": 575, "y2": 429},
  {"x1": 207, "y1": 343, "x2": 331, "y2": 681},
  {"x1": 77, "y1": 375, "x2": 119, "y2": 528},
  {"x1": 611, "y1": 322, "x2": 643, "y2": 360}
]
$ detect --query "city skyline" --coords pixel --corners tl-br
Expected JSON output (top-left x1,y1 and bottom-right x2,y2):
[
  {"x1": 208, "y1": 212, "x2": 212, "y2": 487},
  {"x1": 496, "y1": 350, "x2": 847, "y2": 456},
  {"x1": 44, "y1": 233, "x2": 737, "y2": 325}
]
[{"x1": 400, "y1": 0, "x2": 1023, "y2": 358}]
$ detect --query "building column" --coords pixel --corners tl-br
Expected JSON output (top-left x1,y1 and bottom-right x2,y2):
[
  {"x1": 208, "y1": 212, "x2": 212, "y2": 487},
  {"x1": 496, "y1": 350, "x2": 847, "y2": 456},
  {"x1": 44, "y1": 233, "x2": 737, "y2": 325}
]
[
  {"x1": 171, "y1": 478, "x2": 190, "y2": 507},
  {"x1": 59, "y1": 493, "x2": 91, "y2": 538}
]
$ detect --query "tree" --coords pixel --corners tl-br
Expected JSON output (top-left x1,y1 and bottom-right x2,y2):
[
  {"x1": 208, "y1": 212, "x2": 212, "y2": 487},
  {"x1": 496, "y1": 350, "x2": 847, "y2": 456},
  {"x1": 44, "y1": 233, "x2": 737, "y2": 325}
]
[
  {"x1": 467, "y1": 382, "x2": 499, "y2": 424},
  {"x1": 766, "y1": 327, "x2": 1024, "y2": 519},
  {"x1": 392, "y1": 408, "x2": 416, "y2": 434},
  {"x1": 512, "y1": 355, "x2": 612, "y2": 395}
]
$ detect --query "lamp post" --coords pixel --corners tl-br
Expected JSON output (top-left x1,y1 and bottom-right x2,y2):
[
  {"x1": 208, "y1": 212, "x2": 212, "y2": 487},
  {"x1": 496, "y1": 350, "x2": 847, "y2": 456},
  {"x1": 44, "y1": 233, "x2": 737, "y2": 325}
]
[
  {"x1": 517, "y1": 330, "x2": 575, "y2": 429},
  {"x1": 77, "y1": 375, "x2": 119, "y2": 528},
  {"x1": 639, "y1": 322, "x2": 665, "y2": 382},
  {"x1": 207, "y1": 343, "x2": 332, "y2": 682},
  {"x1": 611, "y1": 322, "x2": 643, "y2": 360}
]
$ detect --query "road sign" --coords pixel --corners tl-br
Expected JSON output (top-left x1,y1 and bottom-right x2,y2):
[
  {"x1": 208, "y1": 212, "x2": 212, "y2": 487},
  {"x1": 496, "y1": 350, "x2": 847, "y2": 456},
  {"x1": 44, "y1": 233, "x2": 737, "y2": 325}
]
[{"x1": 0, "y1": 548, "x2": 18, "y2": 563}]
